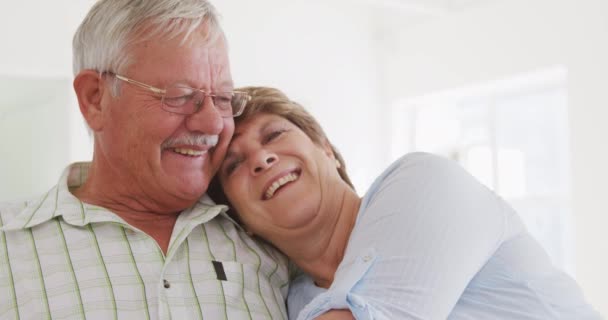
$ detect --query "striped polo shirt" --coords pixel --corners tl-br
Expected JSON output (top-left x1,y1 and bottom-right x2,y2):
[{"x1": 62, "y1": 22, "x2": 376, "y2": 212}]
[{"x1": 0, "y1": 162, "x2": 289, "y2": 319}]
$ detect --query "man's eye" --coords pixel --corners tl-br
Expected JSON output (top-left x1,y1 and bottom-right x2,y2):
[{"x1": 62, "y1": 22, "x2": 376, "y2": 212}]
[
  {"x1": 164, "y1": 94, "x2": 192, "y2": 107},
  {"x1": 213, "y1": 94, "x2": 233, "y2": 110},
  {"x1": 215, "y1": 93, "x2": 232, "y2": 102}
]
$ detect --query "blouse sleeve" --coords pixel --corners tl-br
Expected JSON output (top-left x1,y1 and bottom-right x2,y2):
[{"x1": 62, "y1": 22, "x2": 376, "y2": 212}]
[{"x1": 297, "y1": 152, "x2": 518, "y2": 320}]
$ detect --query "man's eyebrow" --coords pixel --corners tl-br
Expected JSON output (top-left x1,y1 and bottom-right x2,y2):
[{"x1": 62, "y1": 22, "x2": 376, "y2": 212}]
[
  {"x1": 171, "y1": 80, "x2": 234, "y2": 90},
  {"x1": 215, "y1": 80, "x2": 234, "y2": 91}
]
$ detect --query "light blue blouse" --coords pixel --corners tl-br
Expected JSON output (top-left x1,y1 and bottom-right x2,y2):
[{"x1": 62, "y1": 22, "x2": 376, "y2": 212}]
[{"x1": 288, "y1": 153, "x2": 601, "y2": 320}]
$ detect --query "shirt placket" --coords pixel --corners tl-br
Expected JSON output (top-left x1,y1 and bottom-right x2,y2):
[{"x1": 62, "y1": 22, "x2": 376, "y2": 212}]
[{"x1": 157, "y1": 218, "x2": 203, "y2": 320}]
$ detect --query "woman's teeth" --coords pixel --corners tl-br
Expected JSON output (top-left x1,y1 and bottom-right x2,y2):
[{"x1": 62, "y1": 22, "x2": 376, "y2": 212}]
[{"x1": 265, "y1": 172, "x2": 299, "y2": 200}]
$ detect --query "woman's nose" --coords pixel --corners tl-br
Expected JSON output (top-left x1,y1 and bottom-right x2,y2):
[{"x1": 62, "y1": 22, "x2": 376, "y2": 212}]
[{"x1": 253, "y1": 152, "x2": 278, "y2": 174}]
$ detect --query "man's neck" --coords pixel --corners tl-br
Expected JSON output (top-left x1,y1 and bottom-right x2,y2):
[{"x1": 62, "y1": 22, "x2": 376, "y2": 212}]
[{"x1": 71, "y1": 164, "x2": 188, "y2": 255}]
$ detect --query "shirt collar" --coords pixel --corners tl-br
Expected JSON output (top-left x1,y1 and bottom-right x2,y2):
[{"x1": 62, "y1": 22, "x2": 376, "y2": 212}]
[{"x1": 2, "y1": 162, "x2": 235, "y2": 231}]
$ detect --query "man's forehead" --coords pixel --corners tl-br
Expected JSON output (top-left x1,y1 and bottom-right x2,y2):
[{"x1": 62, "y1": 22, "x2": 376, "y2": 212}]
[{"x1": 127, "y1": 41, "x2": 232, "y2": 88}]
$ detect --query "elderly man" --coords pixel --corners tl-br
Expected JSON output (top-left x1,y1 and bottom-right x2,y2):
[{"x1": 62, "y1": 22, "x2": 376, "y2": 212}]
[{"x1": 0, "y1": 0, "x2": 288, "y2": 319}]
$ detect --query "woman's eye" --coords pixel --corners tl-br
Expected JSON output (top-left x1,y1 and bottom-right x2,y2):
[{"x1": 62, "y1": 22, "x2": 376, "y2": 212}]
[
  {"x1": 263, "y1": 129, "x2": 286, "y2": 144},
  {"x1": 225, "y1": 159, "x2": 242, "y2": 175}
]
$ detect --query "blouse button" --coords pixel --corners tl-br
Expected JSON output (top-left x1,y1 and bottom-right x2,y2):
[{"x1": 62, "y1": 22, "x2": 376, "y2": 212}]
[{"x1": 163, "y1": 279, "x2": 171, "y2": 289}]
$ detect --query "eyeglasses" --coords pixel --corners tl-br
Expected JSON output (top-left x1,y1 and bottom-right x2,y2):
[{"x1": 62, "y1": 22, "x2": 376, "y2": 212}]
[{"x1": 110, "y1": 73, "x2": 250, "y2": 117}]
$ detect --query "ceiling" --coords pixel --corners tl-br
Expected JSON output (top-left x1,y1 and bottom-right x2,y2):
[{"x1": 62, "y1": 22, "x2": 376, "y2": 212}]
[
  {"x1": 360, "y1": 0, "x2": 492, "y2": 13},
  {"x1": 368, "y1": 0, "x2": 501, "y2": 44},
  {"x1": 337, "y1": 0, "x2": 497, "y2": 30}
]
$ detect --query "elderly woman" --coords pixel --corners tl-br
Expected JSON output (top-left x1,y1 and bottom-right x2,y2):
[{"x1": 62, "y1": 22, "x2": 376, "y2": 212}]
[{"x1": 209, "y1": 87, "x2": 600, "y2": 320}]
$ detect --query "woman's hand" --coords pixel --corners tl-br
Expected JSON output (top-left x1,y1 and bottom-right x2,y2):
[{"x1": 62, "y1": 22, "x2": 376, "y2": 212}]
[{"x1": 315, "y1": 309, "x2": 355, "y2": 320}]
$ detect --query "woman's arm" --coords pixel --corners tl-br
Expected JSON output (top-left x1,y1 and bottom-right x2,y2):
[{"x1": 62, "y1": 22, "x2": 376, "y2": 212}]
[{"x1": 338, "y1": 153, "x2": 511, "y2": 318}]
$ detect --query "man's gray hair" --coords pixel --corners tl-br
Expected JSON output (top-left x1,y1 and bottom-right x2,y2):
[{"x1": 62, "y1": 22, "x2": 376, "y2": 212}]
[{"x1": 72, "y1": 0, "x2": 224, "y2": 76}]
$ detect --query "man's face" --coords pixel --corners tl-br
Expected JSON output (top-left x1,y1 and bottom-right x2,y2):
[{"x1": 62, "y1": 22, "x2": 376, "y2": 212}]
[{"x1": 95, "y1": 29, "x2": 234, "y2": 211}]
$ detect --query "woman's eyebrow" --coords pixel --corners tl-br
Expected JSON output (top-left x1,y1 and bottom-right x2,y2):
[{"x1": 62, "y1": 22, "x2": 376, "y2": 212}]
[
  {"x1": 226, "y1": 118, "x2": 281, "y2": 158},
  {"x1": 259, "y1": 119, "x2": 281, "y2": 133},
  {"x1": 224, "y1": 149, "x2": 238, "y2": 160}
]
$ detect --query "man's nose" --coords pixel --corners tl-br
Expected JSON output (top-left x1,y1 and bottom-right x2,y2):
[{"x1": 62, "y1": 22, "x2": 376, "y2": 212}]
[{"x1": 185, "y1": 96, "x2": 224, "y2": 135}]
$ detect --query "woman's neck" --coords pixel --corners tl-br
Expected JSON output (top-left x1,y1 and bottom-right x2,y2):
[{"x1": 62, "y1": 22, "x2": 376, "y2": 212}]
[{"x1": 284, "y1": 186, "x2": 362, "y2": 288}]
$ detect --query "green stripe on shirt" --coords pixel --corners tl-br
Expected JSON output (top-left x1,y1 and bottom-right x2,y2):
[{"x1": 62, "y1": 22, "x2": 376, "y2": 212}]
[
  {"x1": 0, "y1": 212, "x2": 20, "y2": 320},
  {"x1": 88, "y1": 223, "x2": 117, "y2": 320},
  {"x1": 236, "y1": 230, "x2": 272, "y2": 319},
  {"x1": 185, "y1": 238, "x2": 204, "y2": 320},
  {"x1": 121, "y1": 227, "x2": 151, "y2": 320},
  {"x1": 56, "y1": 219, "x2": 86, "y2": 318},
  {"x1": 28, "y1": 227, "x2": 51, "y2": 319}
]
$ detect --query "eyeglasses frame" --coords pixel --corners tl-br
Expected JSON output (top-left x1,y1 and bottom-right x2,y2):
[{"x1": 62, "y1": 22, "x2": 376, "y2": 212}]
[{"x1": 107, "y1": 73, "x2": 249, "y2": 117}]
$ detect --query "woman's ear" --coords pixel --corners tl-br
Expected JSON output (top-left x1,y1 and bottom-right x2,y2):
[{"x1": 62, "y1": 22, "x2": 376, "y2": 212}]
[
  {"x1": 321, "y1": 139, "x2": 336, "y2": 160},
  {"x1": 73, "y1": 70, "x2": 107, "y2": 131},
  {"x1": 320, "y1": 139, "x2": 342, "y2": 169}
]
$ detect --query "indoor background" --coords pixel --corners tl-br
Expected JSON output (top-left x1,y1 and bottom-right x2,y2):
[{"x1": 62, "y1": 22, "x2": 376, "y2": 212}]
[{"x1": 1, "y1": 0, "x2": 606, "y2": 316}]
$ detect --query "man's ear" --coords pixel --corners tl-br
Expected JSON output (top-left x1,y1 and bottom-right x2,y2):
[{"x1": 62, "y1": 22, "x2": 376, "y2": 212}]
[{"x1": 73, "y1": 70, "x2": 107, "y2": 131}]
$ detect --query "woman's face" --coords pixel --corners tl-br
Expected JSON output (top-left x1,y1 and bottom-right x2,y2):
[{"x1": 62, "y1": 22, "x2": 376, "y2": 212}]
[{"x1": 218, "y1": 113, "x2": 339, "y2": 239}]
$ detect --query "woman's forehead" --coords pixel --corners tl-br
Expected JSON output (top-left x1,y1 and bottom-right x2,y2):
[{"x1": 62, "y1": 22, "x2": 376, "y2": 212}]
[{"x1": 234, "y1": 113, "x2": 289, "y2": 135}]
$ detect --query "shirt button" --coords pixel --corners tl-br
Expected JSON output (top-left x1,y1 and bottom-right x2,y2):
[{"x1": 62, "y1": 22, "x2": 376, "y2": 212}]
[
  {"x1": 163, "y1": 279, "x2": 170, "y2": 289},
  {"x1": 362, "y1": 255, "x2": 372, "y2": 262}
]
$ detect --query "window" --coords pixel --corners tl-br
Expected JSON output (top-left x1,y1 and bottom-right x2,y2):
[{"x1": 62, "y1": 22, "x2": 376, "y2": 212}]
[{"x1": 390, "y1": 67, "x2": 574, "y2": 275}]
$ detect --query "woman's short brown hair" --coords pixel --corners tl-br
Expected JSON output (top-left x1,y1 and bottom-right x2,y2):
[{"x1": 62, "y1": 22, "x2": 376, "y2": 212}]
[{"x1": 208, "y1": 86, "x2": 354, "y2": 211}]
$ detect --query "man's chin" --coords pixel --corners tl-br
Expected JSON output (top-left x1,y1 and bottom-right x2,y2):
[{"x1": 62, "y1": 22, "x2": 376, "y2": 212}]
[
  {"x1": 175, "y1": 179, "x2": 209, "y2": 199},
  {"x1": 160, "y1": 160, "x2": 216, "y2": 198}
]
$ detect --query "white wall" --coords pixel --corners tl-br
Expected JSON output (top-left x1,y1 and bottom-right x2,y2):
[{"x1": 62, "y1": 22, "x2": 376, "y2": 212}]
[
  {"x1": 381, "y1": 0, "x2": 608, "y2": 315},
  {"x1": 0, "y1": 0, "x2": 96, "y2": 201},
  {"x1": 0, "y1": 77, "x2": 75, "y2": 200},
  {"x1": 0, "y1": 1, "x2": 95, "y2": 78}
]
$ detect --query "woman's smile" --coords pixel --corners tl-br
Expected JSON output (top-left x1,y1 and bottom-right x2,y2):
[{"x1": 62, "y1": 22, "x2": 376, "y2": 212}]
[{"x1": 262, "y1": 169, "x2": 301, "y2": 200}]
